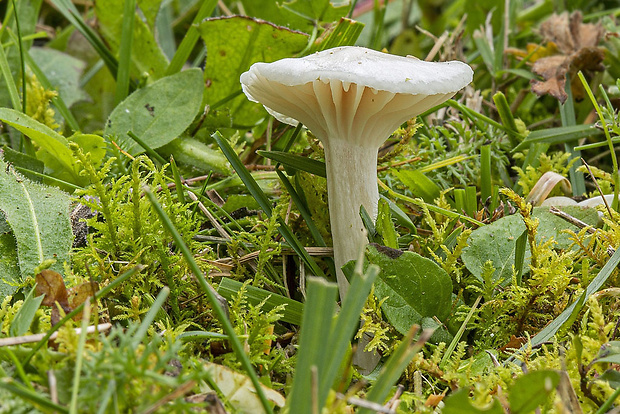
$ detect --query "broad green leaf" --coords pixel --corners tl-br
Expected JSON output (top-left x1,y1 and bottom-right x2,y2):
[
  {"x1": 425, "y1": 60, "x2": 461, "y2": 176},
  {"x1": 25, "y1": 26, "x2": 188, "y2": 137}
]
[
  {"x1": 0, "y1": 108, "x2": 82, "y2": 184},
  {"x1": 30, "y1": 47, "x2": 88, "y2": 108},
  {"x1": 442, "y1": 389, "x2": 504, "y2": 414},
  {"x1": 105, "y1": 68, "x2": 204, "y2": 155},
  {"x1": 198, "y1": 16, "x2": 308, "y2": 126},
  {"x1": 95, "y1": 0, "x2": 169, "y2": 80},
  {"x1": 9, "y1": 285, "x2": 45, "y2": 336},
  {"x1": 368, "y1": 244, "x2": 453, "y2": 335},
  {"x1": 462, "y1": 206, "x2": 599, "y2": 285},
  {"x1": 159, "y1": 136, "x2": 230, "y2": 175},
  {"x1": 600, "y1": 370, "x2": 620, "y2": 388},
  {"x1": 222, "y1": 195, "x2": 261, "y2": 213},
  {"x1": 68, "y1": 133, "x2": 107, "y2": 168},
  {"x1": 394, "y1": 169, "x2": 441, "y2": 203},
  {"x1": 509, "y1": 370, "x2": 560, "y2": 414},
  {"x1": 283, "y1": 0, "x2": 350, "y2": 24},
  {"x1": 594, "y1": 341, "x2": 620, "y2": 364},
  {"x1": 239, "y1": 0, "x2": 314, "y2": 32},
  {"x1": 0, "y1": 222, "x2": 20, "y2": 298},
  {"x1": 0, "y1": 159, "x2": 72, "y2": 297},
  {"x1": 36, "y1": 133, "x2": 106, "y2": 184},
  {"x1": 137, "y1": 0, "x2": 163, "y2": 31}
]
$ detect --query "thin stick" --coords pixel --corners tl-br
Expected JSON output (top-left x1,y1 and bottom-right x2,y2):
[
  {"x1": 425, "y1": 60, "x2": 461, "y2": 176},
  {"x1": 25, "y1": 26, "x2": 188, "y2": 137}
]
[
  {"x1": 0, "y1": 323, "x2": 112, "y2": 347},
  {"x1": 582, "y1": 158, "x2": 614, "y2": 218},
  {"x1": 549, "y1": 206, "x2": 596, "y2": 234}
]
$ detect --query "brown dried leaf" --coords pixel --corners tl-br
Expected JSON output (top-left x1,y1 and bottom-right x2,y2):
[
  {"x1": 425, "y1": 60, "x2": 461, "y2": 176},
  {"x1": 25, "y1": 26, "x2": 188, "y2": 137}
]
[
  {"x1": 499, "y1": 335, "x2": 527, "y2": 353},
  {"x1": 530, "y1": 11, "x2": 605, "y2": 103},
  {"x1": 539, "y1": 11, "x2": 604, "y2": 53},
  {"x1": 531, "y1": 56, "x2": 571, "y2": 102},
  {"x1": 68, "y1": 282, "x2": 99, "y2": 321},
  {"x1": 35, "y1": 270, "x2": 70, "y2": 310},
  {"x1": 425, "y1": 394, "x2": 445, "y2": 407},
  {"x1": 526, "y1": 171, "x2": 572, "y2": 206}
]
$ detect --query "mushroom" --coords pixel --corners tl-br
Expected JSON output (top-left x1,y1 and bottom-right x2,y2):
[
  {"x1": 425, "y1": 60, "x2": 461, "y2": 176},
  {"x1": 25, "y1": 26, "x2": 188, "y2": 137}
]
[{"x1": 240, "y1": 46, "x2": 473, "y2": 298}]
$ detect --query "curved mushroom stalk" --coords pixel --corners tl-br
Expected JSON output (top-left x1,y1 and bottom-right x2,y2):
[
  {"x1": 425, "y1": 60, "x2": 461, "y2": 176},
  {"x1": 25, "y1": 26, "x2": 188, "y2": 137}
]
[{"x1": 323, "y1": 139, "x2": 380, "y2": 297}]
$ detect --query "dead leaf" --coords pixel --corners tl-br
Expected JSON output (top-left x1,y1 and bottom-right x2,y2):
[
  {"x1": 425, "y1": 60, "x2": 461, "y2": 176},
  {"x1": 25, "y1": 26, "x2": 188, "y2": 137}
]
[
  {"x1": 530, "y1": 11, "x2": 605, "y2": 103},
  {"x1": 526, "y1": 171, "x2": 572, "y2": 206},
  {"x1": 425, "y1": 394, "x2": 445, "y2": 407},
  {"x1": 35, "y1": 270, "x2": 98, "y2": 325},
  {"x1": 36, "y1": 270, "x2": 72, "y2": 326},
  {"x1": 68, "y1": 282, "x2": 99, "y2": 321},
  {"x1": 202, "y1": 361, "x2": 285, "y2": 413},
  {"x1": 499, "y1": 335, "x2": 527, "y2": 353}
]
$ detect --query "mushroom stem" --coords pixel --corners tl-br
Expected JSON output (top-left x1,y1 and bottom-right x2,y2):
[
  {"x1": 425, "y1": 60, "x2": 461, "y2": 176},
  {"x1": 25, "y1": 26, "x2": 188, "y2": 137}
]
[{"x1": 324, "y1": 138, "x2": 380, "y2": 298}]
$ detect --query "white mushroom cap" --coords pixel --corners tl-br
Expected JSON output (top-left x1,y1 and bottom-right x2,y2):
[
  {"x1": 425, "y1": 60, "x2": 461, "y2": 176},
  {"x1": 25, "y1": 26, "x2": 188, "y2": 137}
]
[{"x1": 240, "y1": 46, "x2": 473, "y2": 147}]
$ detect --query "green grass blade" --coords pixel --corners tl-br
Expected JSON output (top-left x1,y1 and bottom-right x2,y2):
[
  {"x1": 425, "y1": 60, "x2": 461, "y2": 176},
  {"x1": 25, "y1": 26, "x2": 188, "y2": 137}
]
[
  {"x1": 48, "y1": 0, "x2": 123, "y2": 85},
  {"x1": 512, "y1": 124, "x2": 603, "y2": 152},
  {"x1": 309, "y1": 17, "x2": 365, "y2": 53},
  {"x1": 439, "y1": 295, "x2": 481, "y2": 369},
  {"x1": 169, "y1": 155, "x2": 186, "y2": 204},
  {"x1": 578, "y1": 71, "x2": 620, "y2": 210},
  {"x1": 574, "y1": 136, "x2": 620, "y2": 151},
  {"x1": 69, "y1": 298, "x2": 92, "y2": 414},
  {"x1": 493, "y1": 92, "x2": 520, "y2": 146},
  {"x1": 276, "y1": 170, "x2": 326, "y2": 247},
  {"x1": 115, "y1": 0, "x2": 135, "y2": 105},
  {"x1": 465, "y1": 185, "x2": 477, "y2": 216},
  {"x1": 287, "y1": 277, "x2": 338, "y2": 414},
  {"x1": 165, "y1": 0, "x2": 218, "y2": 75},
  {"x1": 560, "y1": 73, "x2": 585, "y2": 196},
  {"x1": 10, "y1": 0, "x2": 26, "y2": 114},
  {"x1": 131, "y1": 287, "x2": 169, "y2": 348},
  {"x1": 318, "y1": 265, "x2": 378, "y2": 408},
  {"x1": 126, "y1": 130, "x2": 167, "y2": 164},
  {"x1": 218, "y1": 277, "x2": 304, "y2": 325},
  {"x1": 9, "y1": 285, "x2": 44, "y2": 336},
  {"x1": 13, "y1": 166, "x2": 83, "y2": 191},
  {"x1": 454, "y1": 188, "x2": 466, "y2": 215},
  {"x1": 7, "y1": 29, "x2": 81, "y2": 132},
  {"x1": 258, "y1": 150, "x2": 327, "y2": 177},
  {"x1": 380, "y1": 180, "x2": 484, "y2": 227},
  {"x1": 480, "y1": 144, "x2": 492, "y2": 203},
  {"x1": 0, "y1": 41, "x2": 21, "y2": 110},
  {"x1": 95, "y1": 379, "x2": 116, "y2": 414},
  {"x1": 595, "y1": 384, "x2": 620, "y2": 414},
  {"x1": 276, "y1": 122, "x2": 303, "y2": 153},
  {"x1": 0, "y1": 381, "x2": 69, "y2": 414},
  {"x1": 213, "y1": 131, "x2": 325, "y2": 277},
  {"x1": 144, "y1": 188, "x2": 274, "y2": 414},
  {"x1": 360, "y1": 327, "x2": 434, "y2": 412},
  {"x1": 213, "y1": 132, "x2": 272, "y2": 214},
  {"x1": 24, "y1": 265, "x2": 144, "y2": 365}
]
